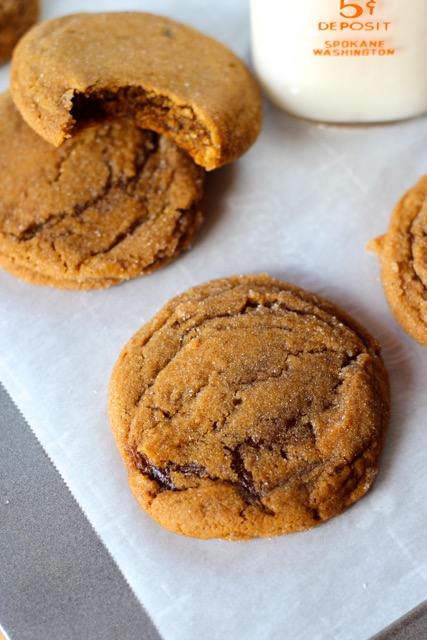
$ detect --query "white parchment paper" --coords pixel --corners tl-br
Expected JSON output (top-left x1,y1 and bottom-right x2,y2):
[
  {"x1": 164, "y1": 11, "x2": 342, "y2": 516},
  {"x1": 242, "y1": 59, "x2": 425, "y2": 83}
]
[{"x1": 1, "y1": 1, "x2": 427, "y2": 639}]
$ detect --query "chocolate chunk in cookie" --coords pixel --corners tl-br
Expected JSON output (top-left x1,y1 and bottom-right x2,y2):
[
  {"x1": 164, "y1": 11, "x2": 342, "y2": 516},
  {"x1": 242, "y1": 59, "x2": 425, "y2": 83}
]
[
  {"x1": 109, "y1": 274, "x2": 390, "y2": 540},
  {"x1": 368, "y1": 175, "x2": 427, "y2": 347},
  {"x1": 0, "y1": 92, "x2": 205, "y2": 290},
  {"x1": 10, "y1": 12, "x2": 262, "y2": 170}
]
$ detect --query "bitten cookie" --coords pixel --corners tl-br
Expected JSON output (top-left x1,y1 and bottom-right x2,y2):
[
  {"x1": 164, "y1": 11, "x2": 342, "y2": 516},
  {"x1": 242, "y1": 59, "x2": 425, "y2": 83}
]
[
  {"x1": 0, "y1": 92, "x2": 205, "y2": 290},
  {"x1": 0, "y1": 0, "x2": 38, "y2": 64},
  {"x1": 10, "y1": 11, "x2": 262, "y2": 170},
  {"x1": 109, "y1": 273, "x2": 390, "y2": 540},
  {"x1": 368, "y1": 175, "x2": 427, "y2": 347}
]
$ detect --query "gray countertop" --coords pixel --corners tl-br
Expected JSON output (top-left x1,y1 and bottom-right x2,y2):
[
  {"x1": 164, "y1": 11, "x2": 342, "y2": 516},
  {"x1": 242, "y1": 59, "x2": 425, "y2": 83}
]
[{"x1": 0, "y1": 383, "x2": 160, "y2": 640}]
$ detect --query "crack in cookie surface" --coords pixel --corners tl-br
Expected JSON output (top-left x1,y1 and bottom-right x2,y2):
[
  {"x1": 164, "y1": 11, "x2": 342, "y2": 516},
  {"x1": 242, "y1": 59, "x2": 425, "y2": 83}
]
[{"x1": 109, "y1": 274, "x2": 390, "y2": 540}]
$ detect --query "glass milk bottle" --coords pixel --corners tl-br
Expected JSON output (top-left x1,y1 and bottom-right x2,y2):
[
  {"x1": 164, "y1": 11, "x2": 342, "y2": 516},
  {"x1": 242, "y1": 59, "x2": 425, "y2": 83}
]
[{"x1": 250, "y1": 0, "x2": 427, "y2": 123}]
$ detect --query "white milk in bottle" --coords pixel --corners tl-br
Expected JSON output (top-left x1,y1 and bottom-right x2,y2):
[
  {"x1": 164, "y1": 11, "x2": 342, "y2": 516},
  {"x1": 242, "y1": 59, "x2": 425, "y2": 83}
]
[{"x1": 250, "y1": 0, "x2": 427, "y2": 122}]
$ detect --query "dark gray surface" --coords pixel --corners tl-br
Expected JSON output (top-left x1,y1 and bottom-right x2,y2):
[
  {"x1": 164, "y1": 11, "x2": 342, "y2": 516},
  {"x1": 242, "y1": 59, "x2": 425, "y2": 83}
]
[
  {"x1": 371, "y1": 600, "x2": 427, "y2": 640},
  {"x1": 0, "y1": 382, "x2": 161, "y2": 640}
]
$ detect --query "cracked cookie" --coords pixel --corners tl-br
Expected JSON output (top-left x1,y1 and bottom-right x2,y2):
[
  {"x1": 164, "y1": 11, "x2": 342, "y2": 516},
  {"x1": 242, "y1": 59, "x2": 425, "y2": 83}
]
[
  {"x1": 108, "y1": 273, "x2": 390, "y2": 540},
  {"x1": 0, "y1": 91, "x2": 204, "y2": 290},
  {"x1": 368, "y1": 175, "x2": 427, "y2": 348},
  {"x1": 10, "y1": 11, "x2": 262, "y2": 170},
  {"x1": 0, "y1": 0, "x2": 38, "y2": 64}
]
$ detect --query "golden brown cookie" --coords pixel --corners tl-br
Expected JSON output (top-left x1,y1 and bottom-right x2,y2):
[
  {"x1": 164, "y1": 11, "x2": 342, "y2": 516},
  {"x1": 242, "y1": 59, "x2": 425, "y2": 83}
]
[
  {"x1": 10, "y1": 11, "x2": 262, "y2": 171},
  {"x1": 0, "y1": 0, "x2": 38, "y2": 64},
  {"x1": 0, "y1": 91, "x2": 205, "y2": 290},
  {"x1": 109, "y1": 273, "x2": 390, "y2": 540},
  {"x1": 368, "y1": 175, "x2": 427, "y2": 347}
]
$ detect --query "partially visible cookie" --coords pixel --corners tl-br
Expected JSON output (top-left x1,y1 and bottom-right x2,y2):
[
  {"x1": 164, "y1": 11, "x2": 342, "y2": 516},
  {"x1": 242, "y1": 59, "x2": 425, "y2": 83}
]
[
  {"x1": 368, "y1": 175, "x2": 427, "y2": 347},
  {"x1": 0, "y1": 0, "x2": 38, "y2": 64},
  {"x1": 10, "y1": 12, "x2": 262, "y2": 170},
  {"x1": 109, "y1": 273, "x2": 390, "y2": 540},
  {"x1": 0, "y1": 91, "x2": 205, "y2": 290}
]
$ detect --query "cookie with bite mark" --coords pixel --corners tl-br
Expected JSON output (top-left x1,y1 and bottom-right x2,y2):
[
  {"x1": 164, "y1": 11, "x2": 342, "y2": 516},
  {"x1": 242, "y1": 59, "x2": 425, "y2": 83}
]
[{"x1": 10, "y1": 11, "x2": 262, "y2": 170}]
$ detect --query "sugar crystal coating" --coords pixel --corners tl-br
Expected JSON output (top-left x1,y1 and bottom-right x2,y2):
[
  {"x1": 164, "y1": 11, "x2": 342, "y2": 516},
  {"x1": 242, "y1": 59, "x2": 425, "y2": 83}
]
[{"x1": 109, "y1": 274, "x2": 390, "y2": 540}]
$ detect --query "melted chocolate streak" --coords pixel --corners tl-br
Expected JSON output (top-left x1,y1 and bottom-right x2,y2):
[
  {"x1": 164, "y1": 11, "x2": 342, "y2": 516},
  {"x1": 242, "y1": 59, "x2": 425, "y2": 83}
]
[
  {"x1": 130, "y1": 449, "x2": 206, "y2": 493},
  {"x1": 226, "y1": 441, "x2": 274, "y2": 512},
  {"x1": 130, "y1": 445, "x2": 274, "y2": 513},
  {"x1": 131, "y1": 437, "x2": 285, "y2": 517}
]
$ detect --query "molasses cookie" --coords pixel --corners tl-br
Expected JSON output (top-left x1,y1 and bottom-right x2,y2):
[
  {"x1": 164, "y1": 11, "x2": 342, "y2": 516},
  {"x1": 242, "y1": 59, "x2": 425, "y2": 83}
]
[
  {"x1": 10, "y1": 12, "x2": 262, "y2": 170},
  {"x1": 109, "y1": 273, "x2": 390, "y2": 540},
  {"x1": 0, "y1": 0, "x2": 38, "y2": 64},
  {"x1": 0, "y1": 92, "x2": 204, "y2": 290},
  {"x1": 368, "y1": 175, "x2": 427, "y2": 347}
]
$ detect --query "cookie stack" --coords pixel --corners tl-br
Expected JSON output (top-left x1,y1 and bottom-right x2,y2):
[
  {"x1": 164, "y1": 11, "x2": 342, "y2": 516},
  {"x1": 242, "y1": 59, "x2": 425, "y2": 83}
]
[
  {"x1": 0, "y1": 11, "x2": 262, "y2": 289},
  {"x1": 0, "y1": 10, "x2": 393, "y2": 541}
]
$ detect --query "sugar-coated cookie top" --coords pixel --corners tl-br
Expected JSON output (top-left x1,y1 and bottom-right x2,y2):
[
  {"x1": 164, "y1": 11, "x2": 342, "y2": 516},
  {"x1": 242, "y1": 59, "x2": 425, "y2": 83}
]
[
  {"x1": 10, "y1": 11, "x2": 263, "y2": 170},
  {"x1": 0, "y1": 91, "x2": 205, "y2": 290},
  {"x1": 109, "y1": 273, "x2": 390, "y2": 540}
]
